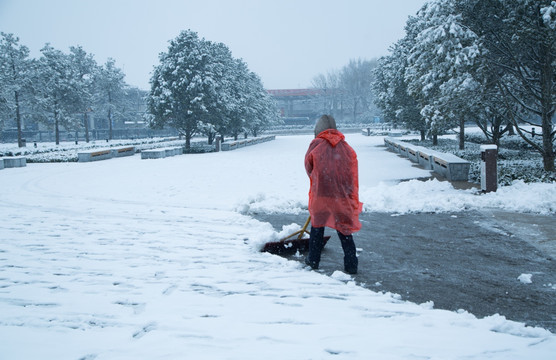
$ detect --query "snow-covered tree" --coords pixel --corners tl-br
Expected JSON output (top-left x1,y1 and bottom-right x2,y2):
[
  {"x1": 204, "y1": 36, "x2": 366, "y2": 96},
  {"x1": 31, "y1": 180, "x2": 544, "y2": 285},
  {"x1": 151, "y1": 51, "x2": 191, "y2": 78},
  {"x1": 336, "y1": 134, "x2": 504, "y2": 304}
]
[
  {"x1": 148, "y1": 30, "x2": 225, "y2": 149},
  {"x1": 245, "y1": 72, "x2": 279, "y2": 137},
  {"x1": 204, "y1": 45, "x2": 244, "y2": 143},
  {"x1": 405, "y1": 0, "x2": 484, "y2": 149},
  {"x1": 226, "y1": 59, "x2": 256, "y2": 140},
  {"x1": 35, "y1": 44, "x2": 82, "y2": 145},
  {"x1": 0, "y1": 32, "x2": 31, "y2": 147},
  {"x1": 373, "y1": 39, "x2": 425, "y2": 139},
  {"x1": 68, "y1": 46, "x2": 97, "y2": 142},
  {"x1": 95, "y1": 58, "x2": 127, "y2": 140},
  {"x1": 462, "y1": 0, "x2": 556, "y2": 171},
  {"x1": 148, "y1": 30, "x2": 277, "y2": 148}
]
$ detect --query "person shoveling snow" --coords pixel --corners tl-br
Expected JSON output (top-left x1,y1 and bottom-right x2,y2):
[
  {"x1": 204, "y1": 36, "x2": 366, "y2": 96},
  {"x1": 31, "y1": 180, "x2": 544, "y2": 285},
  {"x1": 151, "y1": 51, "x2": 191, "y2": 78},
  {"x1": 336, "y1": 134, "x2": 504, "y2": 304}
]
[{"x1": 304, "y1": 115, "x2": 363, "y2": 274}]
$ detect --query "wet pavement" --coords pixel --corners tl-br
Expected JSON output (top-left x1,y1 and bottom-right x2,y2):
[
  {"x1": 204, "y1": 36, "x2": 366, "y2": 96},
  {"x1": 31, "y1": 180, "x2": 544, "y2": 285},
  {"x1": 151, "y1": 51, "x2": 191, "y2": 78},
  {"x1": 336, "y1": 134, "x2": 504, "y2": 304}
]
[{"x1": 252, "y1": 209, "x2": 556, "y2": 332}]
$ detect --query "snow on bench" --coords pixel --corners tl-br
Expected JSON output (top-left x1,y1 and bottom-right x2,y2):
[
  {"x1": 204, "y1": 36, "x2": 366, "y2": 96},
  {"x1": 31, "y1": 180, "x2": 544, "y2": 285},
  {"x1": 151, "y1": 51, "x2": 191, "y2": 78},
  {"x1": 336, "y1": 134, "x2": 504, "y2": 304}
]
[
  {"x1": 384, "y1": 137, "x2": 470, "y2": 181},
  {"x1": 78, "y1": 149, "x2": 112, "y2": 162},
  {"x1": 78, "y1": 146, "x2": 136, "y2": 162},
  {"x1": 141, "y1": 146, "x2": 183, "y2": 159},
  {"x1": 2, "y1": 156, "x2": 27, "y2": 168},
  {"x1": 114, "y1": 146, "x2": 136, "y2": 158},
  {"x1": 431, "y1": 153, "x2": 470, "y2": 181},
  {"x1": 220, "y1": 135, "x2": 275, "y2": 151}
]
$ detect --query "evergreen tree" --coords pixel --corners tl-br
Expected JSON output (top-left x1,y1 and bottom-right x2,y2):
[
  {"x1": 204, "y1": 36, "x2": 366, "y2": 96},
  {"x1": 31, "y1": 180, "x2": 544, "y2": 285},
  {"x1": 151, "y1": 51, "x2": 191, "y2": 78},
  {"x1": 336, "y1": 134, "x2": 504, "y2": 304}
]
[
  {"x1": 0, "y1": 32, "x2": 31, "y2": 147},
  {"x1": 35, "y1": 44, "x2": 81, "y2": 145},
  {"x1": 405, "y1": 0, "x2": 484, "y2": 148},
  {"x1": 148, "y1": 30, "x2": 220, "y2": 149},
  {"x1": 245, "y1": 71, "x2": 279, "y2": 137},
  {"x1": 199, "y1": 41, "x2": 237, "y2": 144},
  {"x1": 373, "y1": 40, "x2": 425, "y2": 139},
  {"x1": 148, "y1": 30, "x2": 277, "y2": 148},
  {"x1": 69, "y1": 46, "x2": 97, "y2": 142},
  {"x1": 96, "y1": 58, "x2": 126, "y2": 140},
  {"x1": 461, "y1": 0, "x2": 555, "y2": 171}
]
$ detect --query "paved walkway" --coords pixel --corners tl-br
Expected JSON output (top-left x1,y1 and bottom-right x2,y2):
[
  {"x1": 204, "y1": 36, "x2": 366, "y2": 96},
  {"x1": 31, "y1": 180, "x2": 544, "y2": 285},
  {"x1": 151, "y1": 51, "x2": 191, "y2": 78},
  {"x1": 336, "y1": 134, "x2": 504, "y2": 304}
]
[{"x1": 253, "y1": 209, "x2": 556, "y2": 332}]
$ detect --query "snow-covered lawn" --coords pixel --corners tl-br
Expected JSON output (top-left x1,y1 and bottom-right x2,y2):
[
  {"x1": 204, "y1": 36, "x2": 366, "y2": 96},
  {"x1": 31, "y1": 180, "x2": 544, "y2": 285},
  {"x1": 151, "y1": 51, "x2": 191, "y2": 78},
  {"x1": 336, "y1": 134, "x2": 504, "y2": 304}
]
[{"x1": 1, "y1": 134, "x2": 554, "y2": 359}]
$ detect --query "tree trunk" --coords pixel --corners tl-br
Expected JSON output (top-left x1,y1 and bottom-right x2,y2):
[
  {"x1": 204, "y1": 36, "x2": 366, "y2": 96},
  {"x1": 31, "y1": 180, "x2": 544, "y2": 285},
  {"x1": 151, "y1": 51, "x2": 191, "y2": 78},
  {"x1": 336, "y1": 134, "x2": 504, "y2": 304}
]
[
  {"x1": 432, "y1": 133, "x2": 438, "y2": 146},
  {"x1": 108, "y1": 107, "x2": 113, "y2": 140},
  {"x1": 207, "y1": 131, "x2": 215, "y2": 145},
  {"x1": 54, "y1": 108, "x2": 60, "y2": 145},
  {"x1": 15, "y1": 91, "x2": 24, "y2": 147},
  {"x1": 540, "y1": 43, "x2": 555, "y2": 172},
  {"x1": 505, "y1": 122, "x2": 515, "y2": 136},
  {"x1": 420, "y1": 129, "x2": 425, "y2": 141},
  {"x1": 84, "y1": 111, "x2": 90, "y2": 143},
  {"x1": 492, "y1": 122, "x2": 501, "y2": 147},
  {"x1": 541, "y1": 113, "x2": 555, "y2": 171},
  {"x1": 542, "y1": 153, "x2": 555, "y2": 172},
  {"x1": 185, "y1": 129, "x2": 191, "y2": 150},
  {"x1": 459, "y1": 118, "x2": 465, "y2": 150}
]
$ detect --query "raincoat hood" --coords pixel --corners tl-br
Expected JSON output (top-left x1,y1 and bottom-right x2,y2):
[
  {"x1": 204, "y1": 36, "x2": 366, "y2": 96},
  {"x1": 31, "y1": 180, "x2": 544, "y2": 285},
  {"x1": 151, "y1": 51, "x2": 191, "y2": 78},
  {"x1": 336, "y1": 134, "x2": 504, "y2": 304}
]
[{"x1": 316, "y1": 129, "x2": 344, "y2": 147}]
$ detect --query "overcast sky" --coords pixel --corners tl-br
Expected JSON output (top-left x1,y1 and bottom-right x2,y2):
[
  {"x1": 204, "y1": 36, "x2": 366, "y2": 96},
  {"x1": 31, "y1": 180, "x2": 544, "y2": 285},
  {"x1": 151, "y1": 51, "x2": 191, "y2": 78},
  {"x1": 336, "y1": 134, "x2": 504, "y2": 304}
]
[{"x1": 0, "y1": 0, "x2": 428, "y2": 90}]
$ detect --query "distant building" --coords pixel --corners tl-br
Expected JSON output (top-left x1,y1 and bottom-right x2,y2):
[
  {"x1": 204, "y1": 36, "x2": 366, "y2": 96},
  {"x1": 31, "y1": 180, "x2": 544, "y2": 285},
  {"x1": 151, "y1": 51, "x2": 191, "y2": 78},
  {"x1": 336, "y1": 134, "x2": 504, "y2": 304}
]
[{"x1": 267, "y1": 89, "x2": 325, "y2": 125}]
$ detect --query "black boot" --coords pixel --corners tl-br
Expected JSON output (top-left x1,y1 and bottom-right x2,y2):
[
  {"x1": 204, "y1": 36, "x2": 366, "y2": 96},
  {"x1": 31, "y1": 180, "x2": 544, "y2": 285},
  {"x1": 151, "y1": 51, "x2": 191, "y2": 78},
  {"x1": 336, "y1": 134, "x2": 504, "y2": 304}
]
[
  {"x1": 305, "y1": 226, "x2": 325, "y2": 270},
  {"x1": 338, "y1": 231, "x2": 358, "y2": 274}
]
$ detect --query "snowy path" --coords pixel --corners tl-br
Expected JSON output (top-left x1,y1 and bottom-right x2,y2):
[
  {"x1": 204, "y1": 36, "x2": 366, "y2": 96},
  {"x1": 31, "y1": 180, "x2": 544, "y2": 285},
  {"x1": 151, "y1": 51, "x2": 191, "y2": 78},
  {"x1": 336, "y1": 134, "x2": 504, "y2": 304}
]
[{"x1": 1, "y1": 135, "x2": 555, "y2": 359}]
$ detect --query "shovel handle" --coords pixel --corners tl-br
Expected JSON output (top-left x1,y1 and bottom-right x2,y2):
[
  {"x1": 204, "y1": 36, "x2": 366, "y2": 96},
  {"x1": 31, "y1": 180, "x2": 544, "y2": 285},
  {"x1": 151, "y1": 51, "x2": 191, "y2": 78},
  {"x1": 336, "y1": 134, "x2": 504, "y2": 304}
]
[
  {"x1": 277, "y1": 215, "x2": 312, "y2": 242},
  {"x1": 297, "y1": 216, "x2": 311, "y2": 240}
]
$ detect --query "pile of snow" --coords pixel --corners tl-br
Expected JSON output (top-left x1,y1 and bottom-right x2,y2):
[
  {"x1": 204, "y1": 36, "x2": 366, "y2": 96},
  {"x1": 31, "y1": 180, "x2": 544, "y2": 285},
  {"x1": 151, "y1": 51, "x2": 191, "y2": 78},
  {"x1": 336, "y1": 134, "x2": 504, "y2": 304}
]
[
  {"x1": 0, "y1": 133, "x2": 554, "y2": 359},
  {"x1": 518, "y1": 274, "x2": 533, "y2": 284},
  {"x1": 359, "y1": 178, "x2": 555, "y2": 215}
]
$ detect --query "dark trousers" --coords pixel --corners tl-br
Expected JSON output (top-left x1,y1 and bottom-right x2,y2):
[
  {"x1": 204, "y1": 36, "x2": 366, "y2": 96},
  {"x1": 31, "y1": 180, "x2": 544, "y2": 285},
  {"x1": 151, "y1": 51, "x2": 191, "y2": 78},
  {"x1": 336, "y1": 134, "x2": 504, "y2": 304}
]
[{"x1": 306, "y1": 226, "x2": 358, "y2": 274}]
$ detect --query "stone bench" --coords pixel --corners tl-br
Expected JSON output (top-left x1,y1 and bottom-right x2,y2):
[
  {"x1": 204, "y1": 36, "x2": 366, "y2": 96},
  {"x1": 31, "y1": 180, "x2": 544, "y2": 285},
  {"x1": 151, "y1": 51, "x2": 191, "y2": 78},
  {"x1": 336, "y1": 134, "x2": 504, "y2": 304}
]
[
  {"x1": 220, "y1": 135, "x2": 276, "y2": 151},
  {"x1": 78, "y1": 146, "x2": 136, "y2": 162},
  {"x1": 431, "y1": 153, "x2": 470, "y2": 181},
  {"x1": 165, "y1": 147, "x2": 183, "y2": 157},
  {"x1": 78, "y1": 149, "x2": 113, "y2": 162},
  {"x1": 384, "y1": 137, "x2": 470, "y2": 181},
  {"x1": 416, "y1": 149, "x2": 436, "y2": 170},
  {"x1": 1, "y1": 156, "x2": 27, "y2": 168},
  {"x1": 114, "y1": 146, "x2": 136, "y2": 158},
  {"x1": 383, "y1": 137, "x2": 396, "y2": 151},
  {"x1": 384, "y1": 137, "x2": 412, "y2": 155},
  {"x1": 141, "y1": 148, "x2": 166, "y2": 159},
  {"x1": 141, "y1": 146, "x2": 183, "y2": 159},
  {"x1": 221, "y1": 142, "x2": 238, "y2": 151},
  {"x1": 5, "y1": 156, "x2": 27, "y2": 168},
  {"x1": 406, "y1": 145, "x2": 421, "y2": 163}
]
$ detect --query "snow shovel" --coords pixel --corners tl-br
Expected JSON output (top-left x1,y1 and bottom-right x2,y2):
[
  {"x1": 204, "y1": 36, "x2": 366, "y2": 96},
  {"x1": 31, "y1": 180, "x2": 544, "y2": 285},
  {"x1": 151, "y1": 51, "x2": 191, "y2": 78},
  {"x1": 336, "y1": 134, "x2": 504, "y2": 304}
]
[{"x1": 262, "y1": 216, "x2": 330, "y2": 255}]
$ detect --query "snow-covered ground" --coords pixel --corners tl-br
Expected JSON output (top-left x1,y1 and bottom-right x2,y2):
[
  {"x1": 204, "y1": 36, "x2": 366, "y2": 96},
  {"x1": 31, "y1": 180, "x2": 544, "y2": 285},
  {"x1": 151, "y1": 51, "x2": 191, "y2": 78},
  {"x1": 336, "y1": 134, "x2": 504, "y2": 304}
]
[{"x1": 1, "y1": 134, "x2": 554, "y2": 359}]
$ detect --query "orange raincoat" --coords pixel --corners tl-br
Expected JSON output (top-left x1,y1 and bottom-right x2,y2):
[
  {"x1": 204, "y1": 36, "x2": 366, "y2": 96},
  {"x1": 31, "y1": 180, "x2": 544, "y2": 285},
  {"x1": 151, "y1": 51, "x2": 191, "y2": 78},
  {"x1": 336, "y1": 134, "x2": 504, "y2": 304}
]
[{"x1": 305, "y1": 129, "x2": 363, "y2": 235}]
